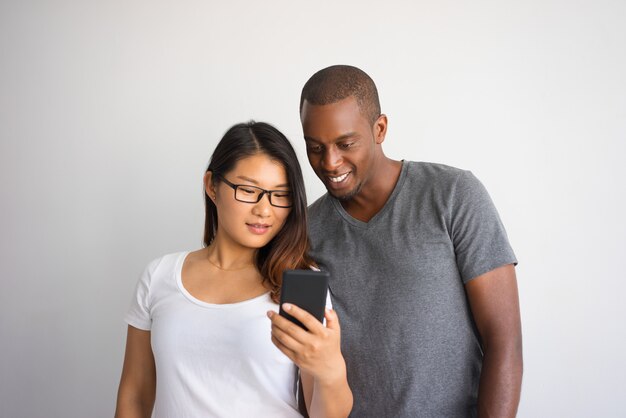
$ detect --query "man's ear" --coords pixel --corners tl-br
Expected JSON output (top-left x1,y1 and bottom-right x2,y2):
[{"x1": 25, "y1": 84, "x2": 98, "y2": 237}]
[
  {"x1": 204, "y1": 171, "x2": 216, "y2": 201},
  {"x1": 374, "y1": 114, "x2": 388, "y2": 144}
]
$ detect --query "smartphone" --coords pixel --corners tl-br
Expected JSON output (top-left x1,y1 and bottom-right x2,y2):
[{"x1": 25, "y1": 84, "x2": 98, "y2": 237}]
[{"x1": 279, "y1": 269, "x2": 329, "y2": 330}]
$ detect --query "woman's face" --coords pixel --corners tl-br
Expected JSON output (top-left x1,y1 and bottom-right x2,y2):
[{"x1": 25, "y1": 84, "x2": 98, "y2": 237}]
[{"x1": 207, "y1": 153, "x2": 292, "y2": 251}]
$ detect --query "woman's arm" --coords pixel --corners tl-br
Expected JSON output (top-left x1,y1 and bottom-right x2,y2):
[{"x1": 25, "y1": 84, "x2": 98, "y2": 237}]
[
  {"x1": 114, "y1": 326, "x2": 156, "y2": 418},
  {"x1": 269, "y1": 305, "x2": 353, "y2": 418}
]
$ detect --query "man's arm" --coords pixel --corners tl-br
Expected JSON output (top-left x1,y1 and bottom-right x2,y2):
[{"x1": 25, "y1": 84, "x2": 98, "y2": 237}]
[{"x1": 465, "y1": 264, "x2": 523, "y2": 418}]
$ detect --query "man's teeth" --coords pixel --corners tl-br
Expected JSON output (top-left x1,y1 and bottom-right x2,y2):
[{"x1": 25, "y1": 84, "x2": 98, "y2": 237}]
[{"x1": 329, "y1": 173, "x2": 349, "y2": 183}]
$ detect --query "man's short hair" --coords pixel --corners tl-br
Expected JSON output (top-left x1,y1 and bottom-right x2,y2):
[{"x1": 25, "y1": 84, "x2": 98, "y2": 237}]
[{"x1": 300, "y1": 65, "x2": 381, "y2": 124}]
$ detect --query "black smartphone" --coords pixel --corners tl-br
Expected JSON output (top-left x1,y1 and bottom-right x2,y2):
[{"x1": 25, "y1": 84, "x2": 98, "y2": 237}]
[{"x1": 279, "y1": 269, "x2": 329, "y2": 330}]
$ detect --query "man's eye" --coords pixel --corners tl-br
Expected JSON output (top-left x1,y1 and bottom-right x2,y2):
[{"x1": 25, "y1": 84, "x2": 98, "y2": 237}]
[
  {"x1": 307, "y1": 145, "x2": 323, "y2": 153},
  {"x1": 339, "y1": 142, "x2": 354, "y2": 149}
]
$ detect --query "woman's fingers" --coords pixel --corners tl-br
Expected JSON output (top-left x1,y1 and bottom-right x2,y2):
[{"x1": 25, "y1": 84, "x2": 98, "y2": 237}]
[
  {"x1": 270, "y1": 334, "x2": 297, "y2": 362},
  {"x1": 280, "y1": 303, "x2": 326, "y2": 334},
  {"x1": 268, "y1": 306, "x2": 344, "y2": 375},
  {"x1": 323, "y1": 307, "x2": 341, "y2": 332},
  {"x1": 268, "y1": 311, "x2": 305, "y2": 351}
]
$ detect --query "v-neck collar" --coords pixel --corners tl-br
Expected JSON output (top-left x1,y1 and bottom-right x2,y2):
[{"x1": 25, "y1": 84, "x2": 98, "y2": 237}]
[{"x1": 329, "y1": 160, "x2": 408, "y2": 229}]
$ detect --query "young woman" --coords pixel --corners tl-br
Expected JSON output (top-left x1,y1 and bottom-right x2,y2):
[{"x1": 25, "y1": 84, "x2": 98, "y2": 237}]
[{"x1": 115, "y1": 121, "x2": 352, "y2": 418}]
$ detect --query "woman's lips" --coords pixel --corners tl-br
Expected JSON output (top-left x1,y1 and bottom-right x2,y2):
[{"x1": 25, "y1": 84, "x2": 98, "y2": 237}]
[{"x1": 246, "y1": 223, "x2": 271, "y2": 235}]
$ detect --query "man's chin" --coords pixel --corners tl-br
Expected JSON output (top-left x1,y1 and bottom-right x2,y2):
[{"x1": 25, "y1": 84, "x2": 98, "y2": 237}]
[{"x1": 326, "y1": 183, "x2": 361, "y2": 201}]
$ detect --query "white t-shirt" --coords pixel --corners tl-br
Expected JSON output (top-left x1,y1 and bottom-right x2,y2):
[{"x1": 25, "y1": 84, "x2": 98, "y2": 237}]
[{"x1": 125, "y1": 251, "x2": 304, "y2": 418}]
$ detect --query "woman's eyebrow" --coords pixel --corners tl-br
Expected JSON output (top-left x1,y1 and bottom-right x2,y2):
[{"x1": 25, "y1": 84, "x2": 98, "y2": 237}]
[
  {"x1": 235, "y1": 175, "x2": 289, "y2": 189},
  {"x1": 235, "y1": 175, "x2": 259, "y2": 184}
]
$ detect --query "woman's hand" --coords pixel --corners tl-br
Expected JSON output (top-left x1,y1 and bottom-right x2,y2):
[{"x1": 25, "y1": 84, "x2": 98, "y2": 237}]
[
  {"x1": 268, "y1": 304, "x2": 353, "y2": 417},
  {"x1": 268, "y1": 304, "x2": 345, "y2": 382}
]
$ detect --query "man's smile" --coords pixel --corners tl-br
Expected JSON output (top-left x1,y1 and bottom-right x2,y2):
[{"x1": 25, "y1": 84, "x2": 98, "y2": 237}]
[{"x1": 327, "y1": 172, "x2": 351, "y2": 183}]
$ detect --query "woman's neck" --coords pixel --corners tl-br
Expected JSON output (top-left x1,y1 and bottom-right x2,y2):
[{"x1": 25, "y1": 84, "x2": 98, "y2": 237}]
[{"x1": 205, "y1": 236, "x2": 256, "y2": 271}]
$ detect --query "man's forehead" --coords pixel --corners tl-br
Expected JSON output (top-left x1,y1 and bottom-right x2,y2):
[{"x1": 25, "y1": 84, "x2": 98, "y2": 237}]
[
  {"x1": 301, "y1": 97, "x2": 368, "y2": 130},
  {"x1": 301, "y1": 96, "x2": 359, "y2": 114}
]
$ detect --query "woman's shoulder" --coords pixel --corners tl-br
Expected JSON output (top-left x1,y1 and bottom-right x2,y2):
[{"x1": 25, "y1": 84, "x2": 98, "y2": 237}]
[
  {"x1": 149, "y1": 250, "x2": 189, "y2": 265},
  {"x1": 142, "y1": 250, "x2": 191, "y2": 278}
]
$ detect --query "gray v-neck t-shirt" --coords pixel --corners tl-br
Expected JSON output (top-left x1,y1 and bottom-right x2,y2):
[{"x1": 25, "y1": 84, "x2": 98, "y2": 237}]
[{"x1": 308, "y1": 161, "x2": 517, "y2": 418}]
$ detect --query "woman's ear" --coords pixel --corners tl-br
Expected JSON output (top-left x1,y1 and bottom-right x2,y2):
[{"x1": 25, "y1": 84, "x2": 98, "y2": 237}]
[{"x1": 204, "y1": 171, "x2": 217, "y2": 201}]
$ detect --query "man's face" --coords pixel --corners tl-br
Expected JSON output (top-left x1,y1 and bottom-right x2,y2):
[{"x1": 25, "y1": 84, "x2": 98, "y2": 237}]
[{"x1": 300, "y1": 96, "x2": 382, "y2": 200}]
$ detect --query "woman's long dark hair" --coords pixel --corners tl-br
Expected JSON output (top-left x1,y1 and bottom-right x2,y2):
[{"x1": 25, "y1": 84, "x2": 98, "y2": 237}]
[{"x1": 204, "y1": 121, "x2": 315, "y2": 302}]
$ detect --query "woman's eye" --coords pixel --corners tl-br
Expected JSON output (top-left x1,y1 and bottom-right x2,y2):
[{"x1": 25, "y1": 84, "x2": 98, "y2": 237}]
[{"x1": 240, "y1": 187, "x2": 257, "y2": 195}]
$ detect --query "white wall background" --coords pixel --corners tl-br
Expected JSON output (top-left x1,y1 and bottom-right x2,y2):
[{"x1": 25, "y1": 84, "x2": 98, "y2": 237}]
[{"x1": 1, "y1": 0, "x2": 624, "y2": 417}]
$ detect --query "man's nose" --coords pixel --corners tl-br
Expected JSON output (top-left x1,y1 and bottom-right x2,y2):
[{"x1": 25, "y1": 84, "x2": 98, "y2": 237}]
[{"x1": 321, "y1": 147, "x2": 342, "y2": 171}]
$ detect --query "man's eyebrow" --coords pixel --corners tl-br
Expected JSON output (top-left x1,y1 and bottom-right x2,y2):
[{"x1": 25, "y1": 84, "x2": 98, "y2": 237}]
[
  {"x1": 235, "y1": 175, "x2": 289, "y2": 189},
  {"x1": 336, "y1": 132, "x2": 358, "y2": 141},
  {"x1": 304, "y1": 132, "x2": 358, "y2": 143}
]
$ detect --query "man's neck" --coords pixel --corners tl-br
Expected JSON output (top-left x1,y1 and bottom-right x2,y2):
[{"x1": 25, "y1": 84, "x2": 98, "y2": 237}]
[{"x1": 340, "y1": 158, "x2": 403, "y2": 223}]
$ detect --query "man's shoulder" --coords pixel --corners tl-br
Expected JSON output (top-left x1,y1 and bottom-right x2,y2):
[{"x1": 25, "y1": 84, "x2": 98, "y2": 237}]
[
  {"x1": 308, "y1": 193, "x2": 333, "y2": 216},
  {"x1": 307, "y1": 193, "x2": 339, "y2": 236},
  {"x1": 403, "y1": 161, "x2": 474, "y2": 196},
  {"x1": 405, "y1": 160, "x2": 467, "y2": 182}
]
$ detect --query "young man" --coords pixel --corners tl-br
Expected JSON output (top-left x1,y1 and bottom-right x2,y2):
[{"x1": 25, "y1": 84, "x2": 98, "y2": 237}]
[{"x1": 300, "y1": 65, "x2": 522, "y2": 417}]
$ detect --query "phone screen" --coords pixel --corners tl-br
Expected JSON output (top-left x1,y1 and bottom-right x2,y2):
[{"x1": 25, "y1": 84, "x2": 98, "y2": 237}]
[{"x1": 279, "y1": 269, "x2": 329, "y2": 330}]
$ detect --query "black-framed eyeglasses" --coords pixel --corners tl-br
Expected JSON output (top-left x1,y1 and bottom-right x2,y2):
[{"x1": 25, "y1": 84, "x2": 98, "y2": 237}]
[{"x1": 216, "y1": 174, "x2": 293, "y2": 208}]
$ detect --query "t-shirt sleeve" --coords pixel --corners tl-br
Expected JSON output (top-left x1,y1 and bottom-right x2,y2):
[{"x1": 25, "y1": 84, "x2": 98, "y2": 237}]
[
  {"x1": 449, "y1": 170, "x2": 517, "y2": 283},
  {"x1": 123, "y1": 260, "x2": 157, "y2": 331},
  {"x1": 325, "y1": 290, "x2": 333, "y2": 310}
]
